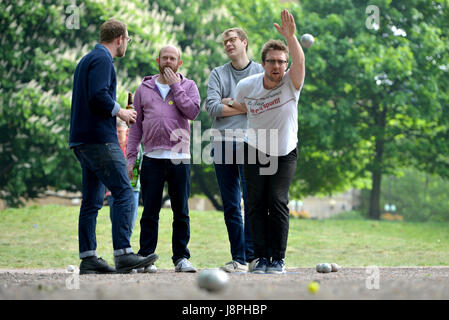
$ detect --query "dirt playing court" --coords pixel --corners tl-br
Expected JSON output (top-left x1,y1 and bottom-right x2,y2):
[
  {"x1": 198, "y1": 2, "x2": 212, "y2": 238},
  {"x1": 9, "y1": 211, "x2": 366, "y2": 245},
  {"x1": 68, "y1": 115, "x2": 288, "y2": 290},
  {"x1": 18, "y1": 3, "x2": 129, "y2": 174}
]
[{"x1": 1, "y1": 267, "x2": 448, "y2": 300}]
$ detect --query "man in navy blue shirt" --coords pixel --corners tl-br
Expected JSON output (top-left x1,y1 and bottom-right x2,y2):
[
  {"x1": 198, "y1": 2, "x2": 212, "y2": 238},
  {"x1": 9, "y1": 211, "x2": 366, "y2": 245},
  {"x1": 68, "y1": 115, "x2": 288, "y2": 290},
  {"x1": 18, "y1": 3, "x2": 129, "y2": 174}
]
[{"x1": 69, "y1": 19, "x2": 158, "y2": 274}]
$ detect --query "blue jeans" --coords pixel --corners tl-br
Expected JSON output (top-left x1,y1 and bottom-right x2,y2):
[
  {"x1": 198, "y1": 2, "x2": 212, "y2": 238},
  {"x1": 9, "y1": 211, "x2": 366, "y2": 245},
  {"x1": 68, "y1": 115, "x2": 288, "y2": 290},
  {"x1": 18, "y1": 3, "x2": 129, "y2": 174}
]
[
  {"x1": 138, "y1": 157, "x2": 191, "y2": 264},
  {"x1": 73, "y1": 143, "x2": 135, "y2": 258},
  {"x1": 108, "y1": 191, "x2": 140, "y2": 237},
  {"x1": 212, "y1": 141, "x2": 254, "y2": 264}
]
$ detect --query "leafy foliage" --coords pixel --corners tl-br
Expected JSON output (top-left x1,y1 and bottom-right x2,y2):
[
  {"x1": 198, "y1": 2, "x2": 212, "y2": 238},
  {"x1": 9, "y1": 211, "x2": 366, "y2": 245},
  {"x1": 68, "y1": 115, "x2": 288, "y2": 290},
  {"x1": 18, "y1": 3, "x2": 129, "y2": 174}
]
[
  {"x1": 1, "y1": 0, "x2": 448, "y2": 222},
  {"x1": 293, "y1": 0, "x2": 449, "y2": 218},
  {"x1": 378, "y1": 168, "x2": 449, "y2": 222},
  {"x1": 0, "y1": 0, "x2": 174, "y2": 206}
]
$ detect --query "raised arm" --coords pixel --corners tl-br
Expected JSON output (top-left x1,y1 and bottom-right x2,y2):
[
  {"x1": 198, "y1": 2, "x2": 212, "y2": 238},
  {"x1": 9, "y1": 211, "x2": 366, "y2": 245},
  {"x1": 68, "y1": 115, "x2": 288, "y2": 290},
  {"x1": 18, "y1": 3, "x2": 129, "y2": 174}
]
[{"x1": 274, "y1": 9, "x2": 305, "y2": 90}]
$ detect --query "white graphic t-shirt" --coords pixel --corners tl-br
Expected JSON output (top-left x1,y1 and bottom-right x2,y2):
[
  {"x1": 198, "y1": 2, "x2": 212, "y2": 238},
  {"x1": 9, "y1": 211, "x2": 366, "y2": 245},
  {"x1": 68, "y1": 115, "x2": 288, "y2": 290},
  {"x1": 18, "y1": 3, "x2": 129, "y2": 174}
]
[{"x1": 235, "y1": 70, "x2": 302, "y2": 156}]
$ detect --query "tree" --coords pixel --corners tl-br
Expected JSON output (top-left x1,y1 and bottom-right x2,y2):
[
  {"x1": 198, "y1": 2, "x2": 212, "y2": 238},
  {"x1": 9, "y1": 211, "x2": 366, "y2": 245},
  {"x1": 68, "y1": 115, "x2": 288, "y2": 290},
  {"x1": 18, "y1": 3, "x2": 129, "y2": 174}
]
[
  {"x1": 2, "y1": 0, "x2": 448, "y2": 216},
  {"x1": 0, "y1": 0, "x2": 175, "y2": 206},
  {"x1": 293, "y1": 0, "x2": 449, "y2": 219}
]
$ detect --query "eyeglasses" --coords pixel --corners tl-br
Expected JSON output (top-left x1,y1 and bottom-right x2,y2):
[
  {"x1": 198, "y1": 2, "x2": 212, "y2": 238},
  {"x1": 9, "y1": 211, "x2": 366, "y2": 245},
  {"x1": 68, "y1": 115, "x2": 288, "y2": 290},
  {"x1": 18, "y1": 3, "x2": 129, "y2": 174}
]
[
  {"x1": 223, "y1": 37, "x2": 239, "y2": 46},
  {"x1": 265, "y1": 59, "x2": 288, "y2": 65},
  {"x1": 124, "y1": 35, "x2": 132, "y2": 44}
]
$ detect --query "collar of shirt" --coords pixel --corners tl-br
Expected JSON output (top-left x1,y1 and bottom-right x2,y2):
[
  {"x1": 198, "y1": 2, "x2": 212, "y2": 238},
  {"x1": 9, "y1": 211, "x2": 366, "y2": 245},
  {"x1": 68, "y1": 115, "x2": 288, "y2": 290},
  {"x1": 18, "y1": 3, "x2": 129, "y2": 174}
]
[{"x1": 95, "y1": 43, "x2": 113, "y2": 62}]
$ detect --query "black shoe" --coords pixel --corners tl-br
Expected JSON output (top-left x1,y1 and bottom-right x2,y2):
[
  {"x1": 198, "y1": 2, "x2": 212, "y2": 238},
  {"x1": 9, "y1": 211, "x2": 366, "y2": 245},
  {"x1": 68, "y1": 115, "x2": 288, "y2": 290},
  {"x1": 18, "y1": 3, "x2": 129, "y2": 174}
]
[
  {"x1": 115, "y1": 253, "x2": 159, "y2": 274},
  {"x1": 79, "y1": 256, "x2": 116, "y2": 275}
]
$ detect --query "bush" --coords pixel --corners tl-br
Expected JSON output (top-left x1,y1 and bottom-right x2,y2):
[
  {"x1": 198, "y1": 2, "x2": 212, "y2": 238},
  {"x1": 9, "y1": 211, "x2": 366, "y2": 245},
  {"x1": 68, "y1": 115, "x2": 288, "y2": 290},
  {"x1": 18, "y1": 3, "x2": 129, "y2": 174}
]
[
  {"x1": 360, "y1": 168, "x2": 449, "y2": 222},
  {"x1": 289, "y1": 210, "x2": 311, "y2": 219},
  {"x1": 380, "y1": 213, "x2": 404, "y2": 221},
  {"x1": 383, "y1": 169, "x2": 449, "y2": 222}
]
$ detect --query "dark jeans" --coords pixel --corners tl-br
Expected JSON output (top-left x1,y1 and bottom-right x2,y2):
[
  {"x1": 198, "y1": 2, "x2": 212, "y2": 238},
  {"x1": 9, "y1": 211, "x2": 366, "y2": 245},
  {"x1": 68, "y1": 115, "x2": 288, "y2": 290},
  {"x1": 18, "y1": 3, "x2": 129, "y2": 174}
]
[
  {"x1": 73, "y1": 143, "x2": 135, "y2": 258},
  {"x1": 108, "y1": 190, "x2": 140, "y2": 236},
  {"x1": 138, "y1": 156, "x2": 191, "y2": 264},
  {"x1": 243, "y1": 143, "x2": 297, "y2": 260},
  {"x1": 213, "y1": 141, "x2": 254, "y2": 264}
]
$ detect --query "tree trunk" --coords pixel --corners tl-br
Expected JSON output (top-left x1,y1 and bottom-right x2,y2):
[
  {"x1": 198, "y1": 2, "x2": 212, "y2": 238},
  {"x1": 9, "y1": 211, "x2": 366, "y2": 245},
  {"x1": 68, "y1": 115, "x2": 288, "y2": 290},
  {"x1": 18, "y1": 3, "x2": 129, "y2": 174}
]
[
  {"x1": 369, "y1": 164, "x2": 382, "y2": 220},
  {"x1": 368, "y1": 104, "x2": 387, "y2": 220}
]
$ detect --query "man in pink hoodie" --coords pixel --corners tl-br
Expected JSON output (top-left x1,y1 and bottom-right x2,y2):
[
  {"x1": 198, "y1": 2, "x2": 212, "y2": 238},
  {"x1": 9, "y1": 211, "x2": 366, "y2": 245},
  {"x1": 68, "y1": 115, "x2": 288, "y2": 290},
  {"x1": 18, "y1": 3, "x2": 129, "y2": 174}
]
[{"x1": 127, "y1": 45, "x2": 201, "y2": 273}]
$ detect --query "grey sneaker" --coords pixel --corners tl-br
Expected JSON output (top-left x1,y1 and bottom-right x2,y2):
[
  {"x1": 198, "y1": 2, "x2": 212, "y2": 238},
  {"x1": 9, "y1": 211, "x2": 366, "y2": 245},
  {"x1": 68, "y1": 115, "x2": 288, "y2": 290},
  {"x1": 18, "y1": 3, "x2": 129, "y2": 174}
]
[
  {"x1": 220, "y1": 261, "x2": 248, "y2": 273},
  {"x1": 252, "y1": 257, "x2": 269, "y2": 274},
  {"x1": 266, "y1": 259, "x2": 286, "y2": 274},
  {"x1": 175, "y1": 258, "x2": 197, "y2": 273}
]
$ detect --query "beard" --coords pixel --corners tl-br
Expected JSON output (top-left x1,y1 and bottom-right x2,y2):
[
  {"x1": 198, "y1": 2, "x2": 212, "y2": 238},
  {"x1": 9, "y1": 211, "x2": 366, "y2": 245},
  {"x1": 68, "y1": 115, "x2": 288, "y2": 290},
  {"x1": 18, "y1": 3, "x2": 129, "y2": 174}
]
[
  {"x1": 116, "y1": 42, "x2": 126, "y2": 57},
  {"x1": 116, "y1": 49, "x2": 125, "y2": 58},
  {"x1": 158, "y1": 64, "x2": 178, "y2": 75},
  {"x1": 265, "y1": 72, "x2": 283, "y2": 83}
]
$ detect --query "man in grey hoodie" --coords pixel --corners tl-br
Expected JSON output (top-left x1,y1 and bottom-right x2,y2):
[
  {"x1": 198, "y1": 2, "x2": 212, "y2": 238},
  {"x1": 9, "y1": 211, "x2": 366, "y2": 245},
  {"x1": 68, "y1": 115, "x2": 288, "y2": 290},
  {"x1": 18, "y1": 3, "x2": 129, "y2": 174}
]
[{"x1": 205, "y1": 28, "x2": 263, "y2": 273}]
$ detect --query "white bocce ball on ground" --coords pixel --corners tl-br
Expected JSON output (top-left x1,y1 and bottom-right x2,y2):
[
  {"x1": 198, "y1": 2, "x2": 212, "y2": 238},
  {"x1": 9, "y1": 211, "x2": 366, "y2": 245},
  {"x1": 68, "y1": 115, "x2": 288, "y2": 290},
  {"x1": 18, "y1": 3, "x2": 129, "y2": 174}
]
[
  {"x1": 67, "y1": 265, "x2": 76, "y2": 273},
  {"x1": 197, "y1": 269, "x2": 229, "y2": 293}
]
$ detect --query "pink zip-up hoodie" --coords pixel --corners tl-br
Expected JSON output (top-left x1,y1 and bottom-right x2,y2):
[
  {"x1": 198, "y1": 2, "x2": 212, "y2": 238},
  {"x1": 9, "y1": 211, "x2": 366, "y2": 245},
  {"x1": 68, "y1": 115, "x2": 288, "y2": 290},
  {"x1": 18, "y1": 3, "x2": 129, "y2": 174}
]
[{"x1": 127, "y1": 74, "x2": 201, "y2": 166}]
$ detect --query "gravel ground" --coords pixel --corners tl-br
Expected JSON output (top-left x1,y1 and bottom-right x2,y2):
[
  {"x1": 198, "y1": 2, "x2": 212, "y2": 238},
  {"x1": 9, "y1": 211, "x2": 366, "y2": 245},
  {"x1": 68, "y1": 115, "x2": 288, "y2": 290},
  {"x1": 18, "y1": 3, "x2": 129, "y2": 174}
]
[{"x1": 1, "y1": 267, "x2": 448, "y2": 300}]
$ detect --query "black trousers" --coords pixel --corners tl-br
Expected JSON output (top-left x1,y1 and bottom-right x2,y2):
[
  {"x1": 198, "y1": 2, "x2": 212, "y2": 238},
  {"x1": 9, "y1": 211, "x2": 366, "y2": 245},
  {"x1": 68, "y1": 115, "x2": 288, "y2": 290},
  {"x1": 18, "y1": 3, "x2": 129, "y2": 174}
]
[
  {"x1": 243, "y1": 143, "x2": 297, "y2": 260},
  {"x1": 138, "y1": 156, "x2": 191, "y2": 264}
]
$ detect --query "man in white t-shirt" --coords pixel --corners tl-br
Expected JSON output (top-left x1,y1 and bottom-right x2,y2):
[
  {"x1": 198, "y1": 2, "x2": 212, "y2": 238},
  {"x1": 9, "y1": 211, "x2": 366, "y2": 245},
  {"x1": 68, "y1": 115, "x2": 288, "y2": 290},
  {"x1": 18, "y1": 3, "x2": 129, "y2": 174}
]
[{"x1": 232, "y1": 10, "x2": 305, "y2": 274}]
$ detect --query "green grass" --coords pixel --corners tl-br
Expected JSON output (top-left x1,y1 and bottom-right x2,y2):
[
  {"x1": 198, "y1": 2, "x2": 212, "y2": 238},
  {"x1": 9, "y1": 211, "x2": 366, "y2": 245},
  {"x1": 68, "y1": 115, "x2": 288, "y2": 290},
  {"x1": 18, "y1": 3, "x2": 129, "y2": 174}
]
[{"x1": 1, "y1": 205, "x2": 448, "y2": 269}]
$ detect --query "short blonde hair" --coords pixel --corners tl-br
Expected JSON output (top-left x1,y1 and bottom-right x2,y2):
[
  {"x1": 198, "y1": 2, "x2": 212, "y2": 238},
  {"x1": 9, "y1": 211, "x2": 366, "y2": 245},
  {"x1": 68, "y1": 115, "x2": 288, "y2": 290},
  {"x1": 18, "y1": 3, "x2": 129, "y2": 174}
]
[{"x1": 222, "y1": 28, "x2": 248, "y2": 51}]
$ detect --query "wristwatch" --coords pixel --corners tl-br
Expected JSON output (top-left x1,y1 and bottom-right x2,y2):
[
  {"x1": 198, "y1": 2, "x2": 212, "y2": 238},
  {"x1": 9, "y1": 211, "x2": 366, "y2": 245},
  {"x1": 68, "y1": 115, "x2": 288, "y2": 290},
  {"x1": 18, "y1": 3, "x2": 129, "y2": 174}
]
[{"x1": 228, "y1": 99, "x2": 234, "y2": 106}]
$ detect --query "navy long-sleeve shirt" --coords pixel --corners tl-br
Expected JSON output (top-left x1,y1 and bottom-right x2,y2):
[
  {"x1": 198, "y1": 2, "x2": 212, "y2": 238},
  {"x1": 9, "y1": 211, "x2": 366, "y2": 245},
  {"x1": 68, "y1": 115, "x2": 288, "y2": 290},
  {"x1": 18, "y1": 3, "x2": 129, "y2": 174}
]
[{"x1": 69, "y1": 44, "x2": 120, "y2": 147}]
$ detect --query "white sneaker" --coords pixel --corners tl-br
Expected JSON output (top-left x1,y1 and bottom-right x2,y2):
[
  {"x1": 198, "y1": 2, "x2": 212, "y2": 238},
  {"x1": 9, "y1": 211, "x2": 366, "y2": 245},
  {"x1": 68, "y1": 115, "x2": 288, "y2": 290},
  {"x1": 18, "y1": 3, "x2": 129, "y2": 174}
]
[
  {"x1": 175, "y1": 258, "x2": 197, "y2": 273},
  {"x1": 220, "y1": 261, "x2": 248, "y2": 273}
]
